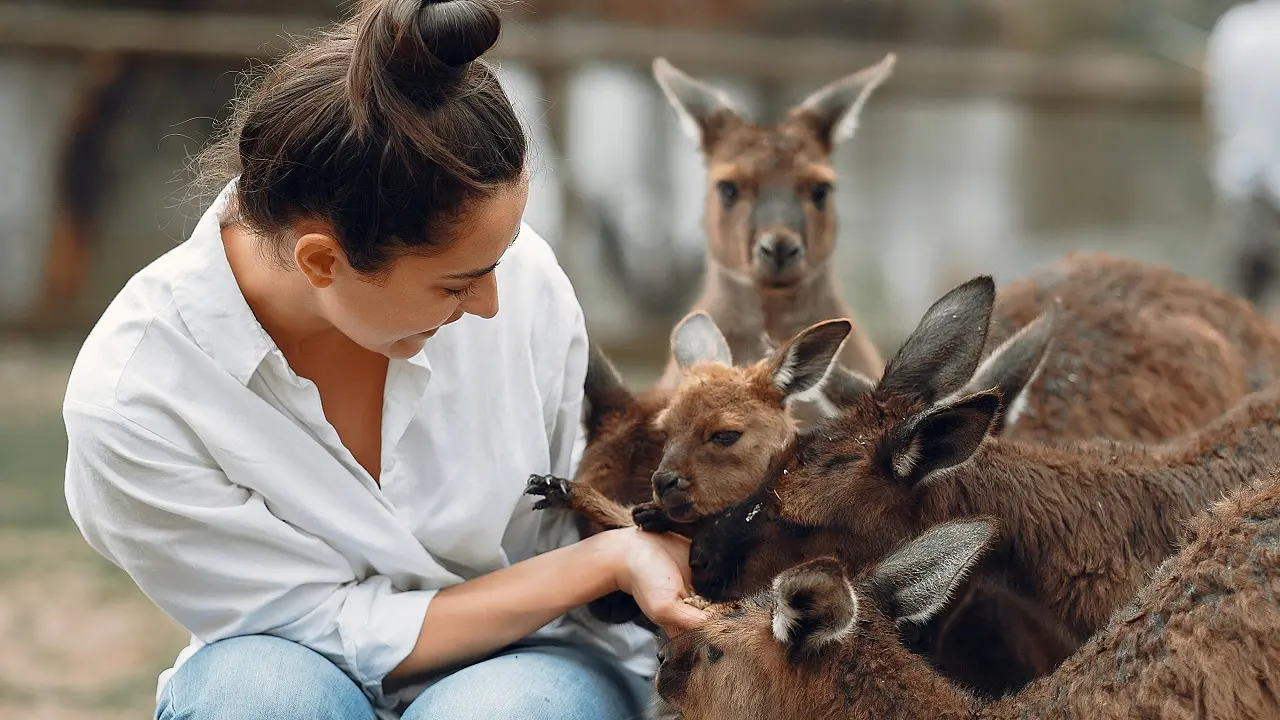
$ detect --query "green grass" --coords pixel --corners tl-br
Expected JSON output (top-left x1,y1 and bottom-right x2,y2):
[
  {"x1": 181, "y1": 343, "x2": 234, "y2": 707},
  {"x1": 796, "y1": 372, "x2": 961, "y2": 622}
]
[
  {"x1": 0, "y1": 343, "x2": 189, "y2": 718},
  {"x1": 0, "y1": 411, "x2": 72, "y2": 529}
]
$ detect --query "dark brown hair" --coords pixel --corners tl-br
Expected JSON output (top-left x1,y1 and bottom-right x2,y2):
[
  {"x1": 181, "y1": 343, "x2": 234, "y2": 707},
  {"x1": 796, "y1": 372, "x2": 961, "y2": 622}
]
[{"x1": 195, "y1": 0, "x2": 526, "y2": 273}]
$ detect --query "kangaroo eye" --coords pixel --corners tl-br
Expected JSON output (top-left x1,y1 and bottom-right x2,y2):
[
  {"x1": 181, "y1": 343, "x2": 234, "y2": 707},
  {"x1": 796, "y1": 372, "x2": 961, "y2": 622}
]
[
  {"x1": 706, "y1": 645, "x2": 724, "y2": 663},
  {"x1": 710, "y1": 430, "x2": 742, "y2": 447},
  {"x1": 716, "y1": 180, "x2": 740, "y2": 208},
  {"x1": 810, "y1": 182, "x2": 832, "y2": 210}
]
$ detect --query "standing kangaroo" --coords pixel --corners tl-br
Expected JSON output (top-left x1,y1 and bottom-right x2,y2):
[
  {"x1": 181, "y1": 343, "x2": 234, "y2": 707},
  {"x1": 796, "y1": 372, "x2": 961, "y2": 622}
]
[{"x1": 650, "y1": 54, "x2": 895, "y2": 390}]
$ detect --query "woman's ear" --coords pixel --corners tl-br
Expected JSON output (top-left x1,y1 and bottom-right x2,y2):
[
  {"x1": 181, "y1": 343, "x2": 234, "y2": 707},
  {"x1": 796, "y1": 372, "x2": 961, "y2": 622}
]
[{"x1": 294, "y1": 233, "x2": 344, "y2": 289}]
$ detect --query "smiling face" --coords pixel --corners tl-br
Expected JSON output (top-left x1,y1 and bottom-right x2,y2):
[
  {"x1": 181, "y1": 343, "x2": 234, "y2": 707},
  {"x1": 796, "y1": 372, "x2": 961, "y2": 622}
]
[{"x1": 295, "y1": 176, "x2": 530, "y2": 360}]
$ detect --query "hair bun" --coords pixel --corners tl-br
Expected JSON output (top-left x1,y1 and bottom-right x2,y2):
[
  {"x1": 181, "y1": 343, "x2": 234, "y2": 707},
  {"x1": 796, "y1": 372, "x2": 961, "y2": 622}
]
[
  {"x1": 377, "y1": 0, "x2": 501, "y2": 75},
  {"x1": 348, "y1": 0, "x2": 503, "y2": 128},
  {"x1": 415, "y1": 0, "x2": 502, "y2": 67}
]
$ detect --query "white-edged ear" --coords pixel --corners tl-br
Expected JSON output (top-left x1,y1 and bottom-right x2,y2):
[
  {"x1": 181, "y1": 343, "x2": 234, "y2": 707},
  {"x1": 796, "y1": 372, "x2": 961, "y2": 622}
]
[
  {"x1": 767, "y1": 319, "x2": 852, "y2": 400},
  {"x1": 793, "y1": 52, "x2": 896, "y2": 149},
  {"x1": 867, "y1": 519, "x2": 996, "y2": 627},
  {"x1": 672, "y1": 311, "x2": 733, "y2": 372},
  {"x1": 878, "y1": 275, "x2": 996, "y2": 405},
  {"x1": 653, "y1": 57, "x2": 747, "y2": 150},
  {"x1": 770, "y1": 557, "x2": 860, "y2": 655},
  {"x1": 960, "y1": 302, "x2": 1059, "y2": 433},
  {"x1": 887, "y1": 390, "x2": 1001, "y2": 487}
]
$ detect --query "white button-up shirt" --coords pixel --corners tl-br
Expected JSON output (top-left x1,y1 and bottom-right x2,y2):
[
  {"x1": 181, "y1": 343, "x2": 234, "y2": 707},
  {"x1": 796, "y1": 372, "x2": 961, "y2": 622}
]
[{"x1": 61, "y1": 182, "x2": 656, "y2": 717}]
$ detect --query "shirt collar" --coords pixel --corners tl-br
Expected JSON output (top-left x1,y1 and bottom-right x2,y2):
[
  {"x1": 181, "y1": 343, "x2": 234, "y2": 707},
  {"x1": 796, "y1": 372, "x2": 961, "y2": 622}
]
[{"x1": 171, "y1": 180, "x2": 433, "y2": 385}]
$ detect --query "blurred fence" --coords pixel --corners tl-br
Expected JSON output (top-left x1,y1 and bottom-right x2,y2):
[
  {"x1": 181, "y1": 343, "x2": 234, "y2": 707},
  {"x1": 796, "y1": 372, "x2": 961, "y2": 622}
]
[{"x1": 0, "y1": 2, "x2": 1214, "y2": 370}]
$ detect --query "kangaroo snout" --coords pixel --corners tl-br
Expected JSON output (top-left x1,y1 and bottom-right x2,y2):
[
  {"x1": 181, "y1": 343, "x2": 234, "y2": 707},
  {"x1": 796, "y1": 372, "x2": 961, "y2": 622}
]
[{"x1": 755, "y1": 232, "x2": 804, "y2": 278}]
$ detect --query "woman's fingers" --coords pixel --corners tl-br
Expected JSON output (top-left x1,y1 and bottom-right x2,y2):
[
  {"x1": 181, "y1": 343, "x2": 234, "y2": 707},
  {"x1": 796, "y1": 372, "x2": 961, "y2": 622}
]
[{"x1": 653, "y1": 597, "x2": 710, "y2": 636}]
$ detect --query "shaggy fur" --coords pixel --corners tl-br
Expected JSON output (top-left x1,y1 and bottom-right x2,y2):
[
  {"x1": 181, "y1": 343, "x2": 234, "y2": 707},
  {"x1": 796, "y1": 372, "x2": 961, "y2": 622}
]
[
  {"x1": 987, "y1": 252, "x2": 1280, "y2": 443},
  {"x1": 687, "y1": 372, "x2": 1280, "y2": 639},
  {"x1": 652, "y1": 472, "x2": 1280, "y2": 720},
  {"x1": 673, "y1": 269, "x2": 1280, "y2": 694},
  {"x1": 549, "y1": 255, "x2": 1280, "y2": 548}
]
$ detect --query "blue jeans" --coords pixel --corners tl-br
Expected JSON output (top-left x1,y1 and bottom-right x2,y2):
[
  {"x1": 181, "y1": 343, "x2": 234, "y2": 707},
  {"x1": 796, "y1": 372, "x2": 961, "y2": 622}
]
[{"x1": 155, "y1": 634, "x2": 653, "y2": 719}]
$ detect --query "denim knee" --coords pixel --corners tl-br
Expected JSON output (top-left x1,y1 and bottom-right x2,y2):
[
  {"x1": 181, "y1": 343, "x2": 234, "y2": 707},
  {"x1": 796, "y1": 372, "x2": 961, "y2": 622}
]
[
  {"x1": 156, "y1": 635, "x2": 376, "y2": 720},
  {"x1": 403, "y1": 643, "x2": 651, "y2": 720}
]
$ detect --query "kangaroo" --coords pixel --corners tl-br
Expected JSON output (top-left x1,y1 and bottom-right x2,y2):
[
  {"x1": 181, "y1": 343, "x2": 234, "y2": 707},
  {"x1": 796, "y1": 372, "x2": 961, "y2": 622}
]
[
  {"x1": 684, "y1": 276, "x2": 1280, "y2": 643},
  {"x1": 649, "y1": 54, "x2": 896, "y2": 390},
  {"x1": 652, "y1": 474, "x2": 1280, "y2": 720}
]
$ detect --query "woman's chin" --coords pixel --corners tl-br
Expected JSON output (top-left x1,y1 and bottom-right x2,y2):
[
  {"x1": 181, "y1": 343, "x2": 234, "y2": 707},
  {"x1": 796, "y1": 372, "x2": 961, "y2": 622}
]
[{"x1": 386, "y1": 330, "x2": 434, "y2": 359}]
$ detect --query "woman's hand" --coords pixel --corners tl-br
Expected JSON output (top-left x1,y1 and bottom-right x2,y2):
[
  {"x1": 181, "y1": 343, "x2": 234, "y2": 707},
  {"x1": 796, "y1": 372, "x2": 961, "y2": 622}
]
[{"x1": 608, "y1": 527, "x2": 709, "y2": 636}]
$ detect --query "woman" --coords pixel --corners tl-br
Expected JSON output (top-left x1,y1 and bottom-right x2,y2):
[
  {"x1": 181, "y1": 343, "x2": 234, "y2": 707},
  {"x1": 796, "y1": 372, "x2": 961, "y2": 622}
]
[{"x1": 61, "y1": 1, "x2": 706, "y2": 718}]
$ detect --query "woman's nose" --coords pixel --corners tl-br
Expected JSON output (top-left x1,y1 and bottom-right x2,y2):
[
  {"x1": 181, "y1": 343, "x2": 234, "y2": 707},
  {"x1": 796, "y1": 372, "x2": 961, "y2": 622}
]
[{"x1": 463, "y1": 276, "x2": 500, "y2": 319}]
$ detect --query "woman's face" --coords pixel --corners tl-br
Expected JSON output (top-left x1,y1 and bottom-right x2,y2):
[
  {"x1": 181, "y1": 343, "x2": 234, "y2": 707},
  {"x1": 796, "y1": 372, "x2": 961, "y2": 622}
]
[{"x1": 297, "y1": 177, "x2": 530, "y2": 360}]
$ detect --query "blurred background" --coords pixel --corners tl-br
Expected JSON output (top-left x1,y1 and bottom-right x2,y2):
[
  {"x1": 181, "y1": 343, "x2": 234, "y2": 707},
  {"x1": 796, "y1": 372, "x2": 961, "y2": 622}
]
[{"x1": 0, "y1": 0, "x2": 1269, "y2": 716}]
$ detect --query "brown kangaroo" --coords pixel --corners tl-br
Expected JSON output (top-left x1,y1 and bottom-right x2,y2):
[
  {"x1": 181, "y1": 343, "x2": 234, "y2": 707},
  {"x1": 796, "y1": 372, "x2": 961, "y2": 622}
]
[
  {"x1": 652, "y1": 475, "x2": 1280, "y2": 720},
  {"x1": 649, "y1": 54, "x2": 895, "y2": 389},
  {"x1": 683, "y1": 276, "x2": 1280, "y2": 640}
]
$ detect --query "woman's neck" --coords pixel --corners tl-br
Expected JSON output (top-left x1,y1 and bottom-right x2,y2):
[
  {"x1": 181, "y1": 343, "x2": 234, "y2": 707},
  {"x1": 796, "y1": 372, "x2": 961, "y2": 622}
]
[{"x1": 221, "y1": 222, "x2": 363, "y2": 367}]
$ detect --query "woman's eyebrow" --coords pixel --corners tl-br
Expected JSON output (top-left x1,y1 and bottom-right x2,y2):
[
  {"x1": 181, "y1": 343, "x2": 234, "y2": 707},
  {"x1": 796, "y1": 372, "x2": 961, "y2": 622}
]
[
  {"x1": 442, "y1": 234, "x2": 519, "y2": 281},
  {"x1": 444, "y1": 262, "x2": 499, "y2": 281}
]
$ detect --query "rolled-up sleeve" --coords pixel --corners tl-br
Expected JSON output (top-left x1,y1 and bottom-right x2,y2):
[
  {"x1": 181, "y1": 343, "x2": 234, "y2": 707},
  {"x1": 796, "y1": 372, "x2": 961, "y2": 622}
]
[{"x1": 62, "y1": 400, "x2": 430, "y2": 702}]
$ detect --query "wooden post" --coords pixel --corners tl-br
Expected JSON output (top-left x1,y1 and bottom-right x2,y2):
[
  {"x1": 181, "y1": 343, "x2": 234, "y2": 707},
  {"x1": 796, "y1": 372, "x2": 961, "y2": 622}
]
[
  {"x1": 536, "y1": 62, "x2": 583, "y2": 279},
  {"x1": 31, "y1": 51, "x2": 137, "y2": 329}
]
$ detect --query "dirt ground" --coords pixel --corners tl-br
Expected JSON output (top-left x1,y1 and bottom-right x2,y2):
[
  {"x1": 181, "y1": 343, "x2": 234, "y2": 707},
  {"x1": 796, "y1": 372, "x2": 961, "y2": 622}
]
[{"x1": 0, "y1": 339, "x2": 189, "y2": 719}]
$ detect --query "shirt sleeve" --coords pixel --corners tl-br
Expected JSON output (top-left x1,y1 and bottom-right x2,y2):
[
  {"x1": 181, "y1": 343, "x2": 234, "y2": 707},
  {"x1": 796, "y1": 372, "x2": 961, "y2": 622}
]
[{"x1": 62, "y1": 400, "x2": 429, "y2": 704}]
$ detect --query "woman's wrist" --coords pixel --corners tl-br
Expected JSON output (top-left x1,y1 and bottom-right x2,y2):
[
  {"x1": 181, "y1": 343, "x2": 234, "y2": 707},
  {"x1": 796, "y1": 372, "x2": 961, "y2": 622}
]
[{"x1": 586, "y1": 527, "x2": 635, "y2": 596}]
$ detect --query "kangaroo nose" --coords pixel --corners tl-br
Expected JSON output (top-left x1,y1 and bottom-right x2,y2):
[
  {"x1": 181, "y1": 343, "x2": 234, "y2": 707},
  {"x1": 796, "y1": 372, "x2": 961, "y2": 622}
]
[
  {"x1": 689, "y1": 544, "x2": 710, "y2": 574},
  {"x1": 654, "y1": 470, "x2": 686, "y2": 497},
  {"x1": 758, "y1": 234, "x2": 802, "y2": 271}
]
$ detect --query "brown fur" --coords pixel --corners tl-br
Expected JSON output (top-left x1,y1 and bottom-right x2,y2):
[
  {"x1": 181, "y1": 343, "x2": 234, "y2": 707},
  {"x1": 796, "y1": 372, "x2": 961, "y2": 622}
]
[
  {"x1": 987, "y1": 252, "x2": 1280, "y2": 444},
  {"x1": 611, "y1": 254, "x2": 1280, "y2": 536},
  {"x1": 650, "y1": 55, "x2": 894, "y2": 388},
  {"x1": 647, "y1": 315, "x2": 854, "y2": 522},
  {"x1": 663, "y1": 266, "x2": 1280, "y2": 694},
  {"x1": 688, "y1": 381, "x2": 1280, "y2": 640},
  {"x1": 653, "y1": 473, "x2": 1280, "y2": 720},
  {"x1": 652, "y1": 364, "x2": 796, "y2": 520}
]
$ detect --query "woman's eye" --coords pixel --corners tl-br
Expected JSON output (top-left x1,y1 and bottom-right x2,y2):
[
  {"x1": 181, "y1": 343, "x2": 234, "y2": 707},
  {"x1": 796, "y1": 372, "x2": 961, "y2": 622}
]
[
  {"x1": 446, "y1": 283, "x2": 477, "y2": 300},
  {"x1": 710, "y1": 430, "x2": 742, "y2": 447}
]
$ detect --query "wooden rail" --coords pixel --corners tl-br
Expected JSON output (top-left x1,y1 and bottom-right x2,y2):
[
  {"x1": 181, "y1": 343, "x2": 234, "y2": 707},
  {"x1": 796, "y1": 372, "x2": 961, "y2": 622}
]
[
  {"x1": 0, "y1": 3, "x2": 1203, "y2": 109},
  {"x1": 0, "y1": 2, "x2": 1207, "y2": 330}
]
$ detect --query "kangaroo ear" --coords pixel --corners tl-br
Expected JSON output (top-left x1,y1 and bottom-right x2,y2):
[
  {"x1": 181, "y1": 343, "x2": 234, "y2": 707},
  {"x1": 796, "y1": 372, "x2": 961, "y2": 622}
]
[
  {"x1": 887, "y1": 389, "x2": 1001, "y2": 487},
  {"x1": 672, "y1": 312, "x2": 733, "y2": 372},
  {"x1": 653, "y1": 57, "x2": 747, "y2": 153},
  {"x1": 765, "y1": 319, "x2": 853, "y2": 400},
  {"x1": 770, "y1": 556, "x2": 859, "y2": 657},
  {"x1": 789, "y1": 53, "x2": 896, "y2": 152},
  {"x1": 821, "y1": 366, "x2": 877, "y2": 408},
  {"x1": 961, "y1": 302, "x2": 1059, "y2": 434},
  {"x1": 866, "y1": 519, "x2": 997, "y2": 627},
  {"x1": 878, "y1": 276, "x2": 996, "y2": 405},
  {"x1": 583, "y1": 342, "x2": 636, "y2": 441}
]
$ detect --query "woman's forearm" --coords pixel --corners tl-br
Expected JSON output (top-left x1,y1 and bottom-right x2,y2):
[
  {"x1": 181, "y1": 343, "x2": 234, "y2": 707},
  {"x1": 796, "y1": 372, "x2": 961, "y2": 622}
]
[{"x1": 386, "y1": 528, "x2": 625, "y2": 682}]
